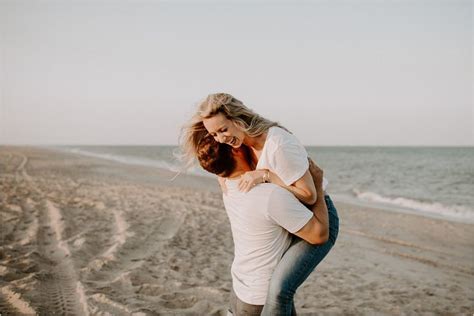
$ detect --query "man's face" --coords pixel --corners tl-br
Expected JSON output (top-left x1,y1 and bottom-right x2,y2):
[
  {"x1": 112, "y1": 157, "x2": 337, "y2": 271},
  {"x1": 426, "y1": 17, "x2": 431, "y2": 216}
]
[{"x1": 203, "y1": 112, "x2": 246, "y2": 148}]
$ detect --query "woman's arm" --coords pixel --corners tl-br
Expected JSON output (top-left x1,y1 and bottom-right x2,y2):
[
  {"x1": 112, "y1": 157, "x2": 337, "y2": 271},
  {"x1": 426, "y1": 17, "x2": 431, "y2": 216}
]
[
  {"x1": 237, "y1": 168, "x2": 317, "y2": 205},
  {"x1": 268, "y1": 169, "x2": 317, "y2": 205}
]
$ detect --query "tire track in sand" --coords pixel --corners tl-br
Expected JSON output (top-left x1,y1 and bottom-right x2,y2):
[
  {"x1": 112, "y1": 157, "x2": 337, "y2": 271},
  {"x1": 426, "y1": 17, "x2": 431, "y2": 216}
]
[
  {"x1": 0, "y1": 286, "x2": 37, "y2": 315},
  {"x1": 15, "y1": 153, "x2": 90, "y2": 315},
  {"x1": 0, "y1": 153, "x2": 41, "y2": 315},
  {"x1": 84, "y1": 206, "x2": 184, "y2": 285},
  {"x1": 81, "y1": 191, "x2": 184, "y2": 315},
  {"x1": 82, "y1": 205, "x2": 135, "y2": 273},
  {"x1": 1, "y1": 153, "x2": 37, "y2": 246}
]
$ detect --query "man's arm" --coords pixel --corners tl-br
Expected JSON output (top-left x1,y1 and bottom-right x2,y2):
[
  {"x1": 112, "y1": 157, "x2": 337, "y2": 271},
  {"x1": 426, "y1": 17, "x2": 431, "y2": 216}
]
[{"x1": 293, "y1": 159, "x2": 329, "y2": 245}]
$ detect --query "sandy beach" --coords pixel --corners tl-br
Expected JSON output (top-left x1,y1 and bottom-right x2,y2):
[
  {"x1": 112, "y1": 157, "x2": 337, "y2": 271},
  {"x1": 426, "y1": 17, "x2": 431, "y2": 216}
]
[{"x1": 0, "y1": 146, "x2": 473, "y2": 315}]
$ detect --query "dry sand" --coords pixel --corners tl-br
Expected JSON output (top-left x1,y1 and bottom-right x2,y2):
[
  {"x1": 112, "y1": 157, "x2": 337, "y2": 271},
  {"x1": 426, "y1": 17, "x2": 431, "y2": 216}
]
[{"x1": 0, "y1": 146, "x2": 473, "y2": 315}]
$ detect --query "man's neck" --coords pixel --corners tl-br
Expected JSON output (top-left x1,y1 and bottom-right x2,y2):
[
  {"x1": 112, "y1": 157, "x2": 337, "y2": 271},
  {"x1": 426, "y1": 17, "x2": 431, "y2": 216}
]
[
  {"x1": 226, "y1": 169, "x2": 249, "y2": 180},
  {"x1": 225, "y1": 156, "x2": 252, "y2": 179}
]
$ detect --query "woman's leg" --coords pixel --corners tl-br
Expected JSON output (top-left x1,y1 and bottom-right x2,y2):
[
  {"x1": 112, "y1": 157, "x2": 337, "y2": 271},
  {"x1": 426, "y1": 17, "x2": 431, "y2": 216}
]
[{"x1": 261, "y1": 195, "x2": 339, "y2": 316}]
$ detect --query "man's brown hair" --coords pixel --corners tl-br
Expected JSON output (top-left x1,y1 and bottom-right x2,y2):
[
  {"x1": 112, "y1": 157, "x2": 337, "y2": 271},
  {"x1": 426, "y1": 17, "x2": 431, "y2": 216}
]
[{"x1": 196, "y1": 135, "x2": 236, "y2": 177}]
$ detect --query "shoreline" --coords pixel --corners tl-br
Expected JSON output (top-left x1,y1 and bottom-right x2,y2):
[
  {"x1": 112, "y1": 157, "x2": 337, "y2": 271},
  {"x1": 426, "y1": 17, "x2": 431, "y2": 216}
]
[
  {"x1": 51, "y1": 145, "x2": 474, "y2": 225},
  {"x1": 1, "y1": 146, "x2": 473, "y2": 314}
]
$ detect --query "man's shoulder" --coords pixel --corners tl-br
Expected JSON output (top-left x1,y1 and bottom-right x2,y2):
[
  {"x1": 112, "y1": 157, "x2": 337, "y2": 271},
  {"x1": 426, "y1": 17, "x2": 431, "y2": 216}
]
[
  {"x1": 223, "y1": 183, "x2": 282, "y2": 200},
  {"x1": 256, "y1": 183, "x2": 298, "y2": 203},
  {"x1": 224, "y1": 183, "x2": 295, "y2": 204}
]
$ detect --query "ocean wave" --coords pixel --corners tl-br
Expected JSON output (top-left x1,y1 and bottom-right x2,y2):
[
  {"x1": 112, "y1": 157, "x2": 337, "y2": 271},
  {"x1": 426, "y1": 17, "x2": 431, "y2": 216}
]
[{"x1": 353, "y1": 189, "x2": 474, "y2": 222}]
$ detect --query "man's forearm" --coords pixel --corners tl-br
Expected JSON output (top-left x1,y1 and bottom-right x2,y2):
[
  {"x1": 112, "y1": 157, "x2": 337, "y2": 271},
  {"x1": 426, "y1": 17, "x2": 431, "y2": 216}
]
[{"x1": 310, "y1": 185, "x2": 329, "y2": 239}]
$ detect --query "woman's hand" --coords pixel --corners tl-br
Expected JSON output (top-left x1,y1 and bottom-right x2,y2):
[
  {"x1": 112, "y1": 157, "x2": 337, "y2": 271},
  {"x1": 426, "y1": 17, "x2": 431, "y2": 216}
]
[{"x1": 238, "y1": 170, "x2": 268, "y2": 192}]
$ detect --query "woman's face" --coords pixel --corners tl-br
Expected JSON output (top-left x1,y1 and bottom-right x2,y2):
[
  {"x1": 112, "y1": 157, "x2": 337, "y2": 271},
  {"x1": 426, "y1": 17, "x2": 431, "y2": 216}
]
[{"x1": 203, "y1": 112, "x2": 246, "y2": 148}]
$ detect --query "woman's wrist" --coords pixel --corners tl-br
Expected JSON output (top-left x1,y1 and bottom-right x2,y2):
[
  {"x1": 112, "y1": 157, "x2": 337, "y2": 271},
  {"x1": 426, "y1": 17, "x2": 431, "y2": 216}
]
[{"x1": 262, "y1": 170, "x2": 270, "y2": 183}]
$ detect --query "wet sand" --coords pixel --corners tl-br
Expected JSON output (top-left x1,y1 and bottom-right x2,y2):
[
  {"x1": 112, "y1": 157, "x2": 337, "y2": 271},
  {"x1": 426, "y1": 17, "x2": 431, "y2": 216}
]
[{"x1": 0, "y1": 146, "x2": 473, "y2": 315}]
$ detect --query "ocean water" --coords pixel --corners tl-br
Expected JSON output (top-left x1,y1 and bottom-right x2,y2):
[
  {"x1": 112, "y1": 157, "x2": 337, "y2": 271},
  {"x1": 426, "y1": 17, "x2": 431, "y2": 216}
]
[{"x1": 57, "y1": 146, "x2": 474, "y2": 223}]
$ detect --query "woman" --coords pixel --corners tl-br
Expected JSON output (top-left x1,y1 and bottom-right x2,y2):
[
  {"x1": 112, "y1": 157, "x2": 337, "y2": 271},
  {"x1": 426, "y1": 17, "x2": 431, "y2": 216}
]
[{"x1": 181, "y1": 93, "x2": 339, "y2": 315}]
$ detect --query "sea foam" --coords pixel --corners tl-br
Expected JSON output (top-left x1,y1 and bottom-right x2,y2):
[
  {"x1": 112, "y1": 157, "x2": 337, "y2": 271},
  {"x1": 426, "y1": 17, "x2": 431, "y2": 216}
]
[{"x1": 353, "y1": 189, "x2": 474, "y2": 223}]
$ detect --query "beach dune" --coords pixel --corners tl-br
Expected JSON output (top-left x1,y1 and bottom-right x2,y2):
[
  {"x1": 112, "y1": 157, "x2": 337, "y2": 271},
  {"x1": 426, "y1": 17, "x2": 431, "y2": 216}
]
[{"x1": 0, "y1": 146, "x2": 473, "y2": 315}]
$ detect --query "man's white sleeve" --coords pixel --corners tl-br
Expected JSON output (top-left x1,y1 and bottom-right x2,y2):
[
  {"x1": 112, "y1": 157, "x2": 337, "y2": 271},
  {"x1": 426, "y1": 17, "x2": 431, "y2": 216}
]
[{"x1": 266, "y1": 188, "x2": 313, "y2": 233}]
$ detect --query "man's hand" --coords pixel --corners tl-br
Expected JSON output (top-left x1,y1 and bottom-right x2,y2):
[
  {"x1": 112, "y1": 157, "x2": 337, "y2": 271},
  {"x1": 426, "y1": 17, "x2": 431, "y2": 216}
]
[{"x1": 308, "y1": 158, "x2": 324, "y2": 191}]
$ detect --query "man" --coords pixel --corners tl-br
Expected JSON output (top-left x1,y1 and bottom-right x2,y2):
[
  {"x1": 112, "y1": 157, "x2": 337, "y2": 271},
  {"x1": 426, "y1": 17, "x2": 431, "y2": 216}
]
[{"x1": 196, "y1": 136, "x2": 333, "y2": 315}]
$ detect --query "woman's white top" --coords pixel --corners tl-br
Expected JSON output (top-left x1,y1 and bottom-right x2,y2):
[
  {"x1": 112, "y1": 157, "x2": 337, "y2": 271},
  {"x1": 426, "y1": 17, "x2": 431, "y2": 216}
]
[{"x1": 256, "y1": 126, "x2": 328, "y2": 190}]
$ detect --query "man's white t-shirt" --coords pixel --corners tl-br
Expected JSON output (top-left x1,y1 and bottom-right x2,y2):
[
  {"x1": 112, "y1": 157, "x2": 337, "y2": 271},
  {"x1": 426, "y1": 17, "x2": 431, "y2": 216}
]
[
  {"x1": 223, "y1": 179, "x2": 314, "y2": 305},
  {"x1": 256, "y1": 126, "x2": 329, "y2": 190}
]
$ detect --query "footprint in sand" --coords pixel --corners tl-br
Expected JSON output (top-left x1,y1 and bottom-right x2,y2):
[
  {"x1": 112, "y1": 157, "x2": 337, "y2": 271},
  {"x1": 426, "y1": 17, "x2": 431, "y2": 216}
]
[
  {"x1": 155, "y1": 216, "x2": 184, "y2": 241},
  {"x1": 160, "y1": 292, "x2": 198, "y2": 309}
]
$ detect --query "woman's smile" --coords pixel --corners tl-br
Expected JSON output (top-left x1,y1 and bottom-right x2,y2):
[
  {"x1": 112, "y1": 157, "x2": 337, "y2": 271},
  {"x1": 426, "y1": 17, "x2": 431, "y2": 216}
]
[
  {"x1": 228, "y1": 137, "x2": 242, "y2": 147},
  {"x1": 203, "y1": 112, "x2": 246, "y2": 148}
]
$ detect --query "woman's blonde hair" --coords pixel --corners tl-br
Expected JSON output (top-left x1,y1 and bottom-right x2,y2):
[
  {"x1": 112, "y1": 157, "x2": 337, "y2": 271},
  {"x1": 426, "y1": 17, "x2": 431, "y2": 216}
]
[{"x1": 179, "y1": 93, "x2": 283, "y2": 168}]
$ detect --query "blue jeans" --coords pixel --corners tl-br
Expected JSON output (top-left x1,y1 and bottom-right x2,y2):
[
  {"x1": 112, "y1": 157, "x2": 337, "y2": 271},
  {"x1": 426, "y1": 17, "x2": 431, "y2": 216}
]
[{"x1": 261, "y1": 195, "x2": 340, "y2": 316}]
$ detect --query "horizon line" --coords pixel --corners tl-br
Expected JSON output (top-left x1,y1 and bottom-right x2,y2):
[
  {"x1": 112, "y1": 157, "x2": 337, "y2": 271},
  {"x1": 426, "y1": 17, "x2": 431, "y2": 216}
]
[{"x1": 1, "y1": 143, "x2": 473, "y2": 148}]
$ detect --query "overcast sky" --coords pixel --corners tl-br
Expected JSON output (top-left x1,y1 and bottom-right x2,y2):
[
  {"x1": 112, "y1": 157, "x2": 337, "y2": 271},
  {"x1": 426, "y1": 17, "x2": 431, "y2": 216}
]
[{"x1": 0, "y1": 0, "x2": 472, "y2": 146}]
